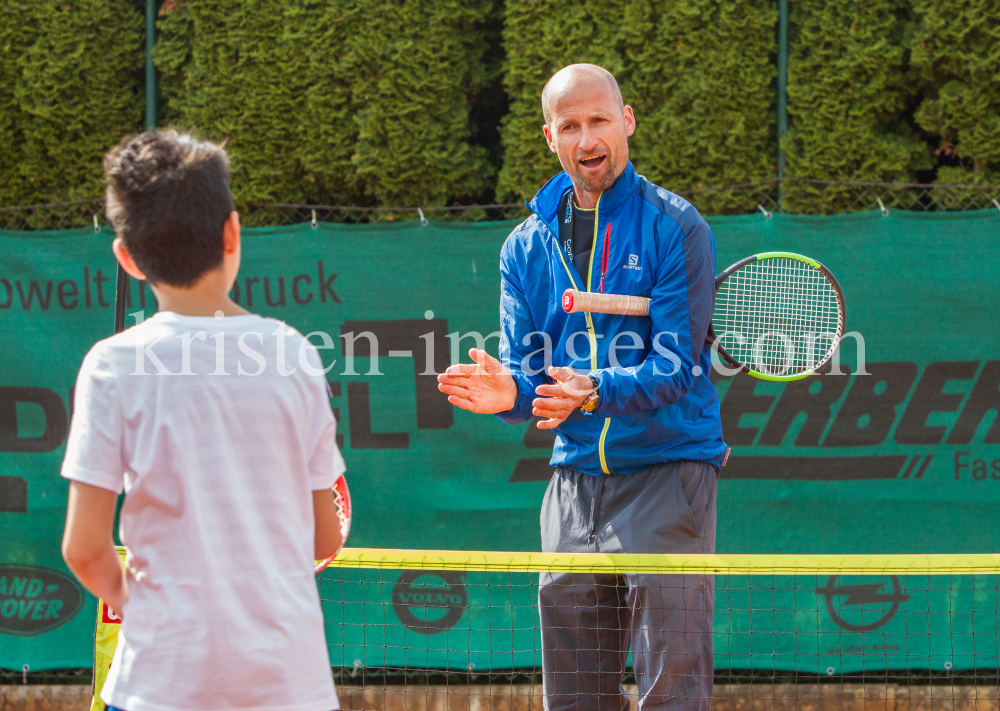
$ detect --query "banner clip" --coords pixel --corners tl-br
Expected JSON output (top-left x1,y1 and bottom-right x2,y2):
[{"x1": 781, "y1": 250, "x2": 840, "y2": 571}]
[
  {"x1": 311, "y1": 209, "x2": 318, "y2": 230},
  {"x1": 757, "y1": 204, "x2": 772, "y2": 220},
  {"x1": 877, "y1": 198, "x2": 889, "y2": 217},
  {"x1": 418, "y1": 207, "x2": 428, "y2": 226}
]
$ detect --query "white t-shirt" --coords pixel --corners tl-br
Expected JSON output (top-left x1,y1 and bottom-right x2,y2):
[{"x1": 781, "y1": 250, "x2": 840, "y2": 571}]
[{"x1": 61, "y1": 312, "x2": 344, "y2": 711}]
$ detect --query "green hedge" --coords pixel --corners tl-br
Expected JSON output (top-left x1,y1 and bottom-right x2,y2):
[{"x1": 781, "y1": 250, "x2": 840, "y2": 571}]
[
  {"x1": 155, "y1": 0, "x2": 495, "y2": 213},
  {"x1": 497, "y1": 0, "x2": 777, "y2": 215},
  {"x1": 781, "y1": 0, "x2": 931, "y2": 213},
  {"x1": 625, "y1": 1, "x2": 777, "y2": 215},
  {"x1": 911, "y1": 0, "x2": 1000, "y2": 186},
  {"x1": 155, "y1": 0, "x2": 347, "y2": 208},
  {"x1": 2, "y1": 0, "x2": 999, "y2": 216},
  {"x1": 0, "y1": 0, "x2": 143, "y2": 207}
]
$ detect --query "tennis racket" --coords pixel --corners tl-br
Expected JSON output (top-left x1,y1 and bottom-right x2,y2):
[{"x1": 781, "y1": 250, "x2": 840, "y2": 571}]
[
  {"x1": 315, "y1": 472, "x2": 352, "y2": 573},
  {"x1": 562, "y1": 251, "x2": 846, "y2": 381}
]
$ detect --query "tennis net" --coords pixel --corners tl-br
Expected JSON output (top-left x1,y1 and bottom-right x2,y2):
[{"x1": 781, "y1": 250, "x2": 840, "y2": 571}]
[{"x1": 318, "y1": 549, "x2": 1000, "y2": 710}]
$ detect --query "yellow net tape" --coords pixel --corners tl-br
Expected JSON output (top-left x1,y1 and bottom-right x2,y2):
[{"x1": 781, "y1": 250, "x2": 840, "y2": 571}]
[{"x1": 326, "y1": 548, "x2": 1000, "y2": 576}]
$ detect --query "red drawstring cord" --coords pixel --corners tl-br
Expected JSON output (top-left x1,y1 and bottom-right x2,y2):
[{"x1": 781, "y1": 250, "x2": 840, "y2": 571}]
[{"x1": 599, "y1": 223, "x2": 611, "y2": 292}]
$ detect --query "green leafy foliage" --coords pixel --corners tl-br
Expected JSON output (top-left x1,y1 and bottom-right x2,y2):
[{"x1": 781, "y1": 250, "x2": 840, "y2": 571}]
[
  {"x1": 345, "y1": 0, "x2": 495, "y2": 207},
  {"x1": 155, "y1": 0, "x2": 494, "y2": 213},
  {"x1": 0, "y1": 1, "x2": 27, "y2": 203},
  {"x1": 626, "y1": 1, "x2": 777, "y2": 215},
  {"x1": 782, "y1": 0, "x2": 931, "y2": 213},
  {"x1": 0, "y1": 0, "x2": 143, "y2": 207},
  {"x1": 497, "y1": 0, "x2": 777, "y2": 214},
  {"x1": 155, "y1": 0, "x2": 332, "y2": 208},
  {"x1": 911, "y1": 0, "x2": 1000, "y2": 184},
  {"x1": 2, "y1": 0, "x2": 1000, "y2": 216}
]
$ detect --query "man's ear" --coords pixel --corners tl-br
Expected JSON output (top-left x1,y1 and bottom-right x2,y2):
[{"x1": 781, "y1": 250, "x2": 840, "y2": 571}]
[
  {"x1": 542, "y1": 125, "x2": 558, "y2": 154},
  {"x1": 623, "y1": 106, "x2": 636, "y2": 137},
  {"x1": 112, "y1": 238, "x2": 147, "y2": 280},
  {"x1": 222, "y1": 211, "x2": 240, "y2": 255}
]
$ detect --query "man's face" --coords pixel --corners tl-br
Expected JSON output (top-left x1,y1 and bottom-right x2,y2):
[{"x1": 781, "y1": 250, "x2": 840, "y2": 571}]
[{"x1": 542, "y1": 79, "x2": 636, "y2": 196}]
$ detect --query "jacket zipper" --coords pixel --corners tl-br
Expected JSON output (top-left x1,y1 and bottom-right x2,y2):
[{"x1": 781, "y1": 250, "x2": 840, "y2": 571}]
[
  {"x1": 552, "y1": 195, "x2": 612, "y2": 475},
  {"x1": 599, "y1": 223, "x2": 611, "y2": 293},
  {"x1": 584, "y1": 203, "x2": 612, "y2": 475}
]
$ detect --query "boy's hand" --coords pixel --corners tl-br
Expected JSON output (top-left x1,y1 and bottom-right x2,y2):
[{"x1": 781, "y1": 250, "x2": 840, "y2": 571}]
[
  {"x1": 63, "y1": 481, "x2": 128, "y2": 613},
  {"x1": 437, "y1": 348, "x2": 518, "y2": 414}
]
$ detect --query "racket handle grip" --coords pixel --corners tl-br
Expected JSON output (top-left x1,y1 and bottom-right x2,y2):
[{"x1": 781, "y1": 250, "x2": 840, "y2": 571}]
[{"x1": 562, "y1": 289, "x2": 650, "y2": 317}]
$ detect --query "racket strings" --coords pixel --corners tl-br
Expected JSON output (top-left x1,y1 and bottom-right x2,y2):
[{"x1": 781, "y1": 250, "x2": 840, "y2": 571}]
[{"x1": 714, "y1": 257, "x2": 842, "y2": 376}]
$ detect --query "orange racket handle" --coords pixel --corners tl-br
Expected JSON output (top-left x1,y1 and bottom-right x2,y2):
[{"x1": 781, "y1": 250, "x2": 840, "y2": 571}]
[
  {"x1": 315, "y1": 473, "x2": 352, "y2": 574},
  {"x1": 562, "y1": 289, "x2": 650, "y2": 317}
]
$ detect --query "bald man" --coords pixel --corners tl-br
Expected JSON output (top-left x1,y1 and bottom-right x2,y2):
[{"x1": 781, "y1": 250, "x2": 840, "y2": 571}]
[{"x1": 438, "y1": 64, "x2": 727, "y2": 710}]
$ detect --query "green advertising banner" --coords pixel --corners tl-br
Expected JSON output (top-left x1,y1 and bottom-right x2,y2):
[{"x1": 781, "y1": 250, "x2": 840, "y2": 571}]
[{"x1": 1, "y1": 209, "x2": 999, "y2": 675}]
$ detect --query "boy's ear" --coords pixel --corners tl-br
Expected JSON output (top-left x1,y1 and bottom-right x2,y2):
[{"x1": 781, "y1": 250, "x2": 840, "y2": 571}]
[
  {"x1": 112, "y1": 238, "x2": 147, "y2": 280},
  {"x1": 222, "y1": 211, "x2": 240, "y2": 255}
]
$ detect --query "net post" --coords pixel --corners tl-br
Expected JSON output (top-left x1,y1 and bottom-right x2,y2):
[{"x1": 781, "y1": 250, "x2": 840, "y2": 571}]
[{"x1": 776, "y1": 0, "x2": 789, "y2": 208}]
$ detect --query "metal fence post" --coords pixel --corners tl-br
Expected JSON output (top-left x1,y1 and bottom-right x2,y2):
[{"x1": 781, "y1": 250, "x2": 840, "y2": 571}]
[
  {"x1": 145, "y1": 0, "x2": 157, "y2": 131},
  {"x1": 115, "y1": 0, "x2": 157, "y2": 334},
  {"x1": 777, "y1": 0, "x2": 788, "y2": 209}
]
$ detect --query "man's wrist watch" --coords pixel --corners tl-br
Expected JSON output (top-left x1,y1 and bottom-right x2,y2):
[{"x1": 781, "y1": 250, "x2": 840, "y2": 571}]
[{"x1": 579, "y1": 375, "x2": 600, "y2": 413}]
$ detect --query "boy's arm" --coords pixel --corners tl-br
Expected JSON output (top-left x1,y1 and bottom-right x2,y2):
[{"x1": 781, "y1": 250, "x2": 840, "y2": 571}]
[
  {"x1": 312, "y1": 489, "x2": 343, "y2": 561},
  {"x1": 298, "y1": 334, "x2": 349, "y2": 562},
  {"x1": 62, "y1": 481, "x2": 127, "y2": 612},
  {"x1": 61, "y1": 346, "x2": 128, "y2": 611}
]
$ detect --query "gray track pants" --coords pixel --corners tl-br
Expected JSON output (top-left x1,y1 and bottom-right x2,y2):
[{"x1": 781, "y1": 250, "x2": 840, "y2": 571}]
[{"x1": 538, "y1": 461, "x2": 718, "y2": 711}]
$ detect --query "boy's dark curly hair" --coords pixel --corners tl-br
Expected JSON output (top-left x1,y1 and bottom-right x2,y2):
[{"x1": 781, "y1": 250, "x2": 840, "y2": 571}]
[{"x1": 104, "y1": 131, "x2": 235, "y2": 286}]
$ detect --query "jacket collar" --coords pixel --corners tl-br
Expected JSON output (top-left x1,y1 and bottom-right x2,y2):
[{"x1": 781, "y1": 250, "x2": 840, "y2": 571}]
[{"x1": 526, "y1": 160, "x2": 640, "y2": 236}]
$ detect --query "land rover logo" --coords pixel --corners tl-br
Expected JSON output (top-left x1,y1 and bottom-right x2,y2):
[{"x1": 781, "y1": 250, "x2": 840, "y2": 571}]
[
  {"x1": 0, "y1": 565, "x2": 84, "y2": 636},
  {"x1": 392, "y1": 570, "x2": 467, "y2": 635},
  {"x1": 816, "y1": 575, "x2": 911, "y2": 632}
]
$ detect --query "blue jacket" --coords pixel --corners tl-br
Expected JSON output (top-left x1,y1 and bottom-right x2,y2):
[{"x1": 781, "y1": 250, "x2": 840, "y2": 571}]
[{"x1": 497, "y1": 162, "x2": 728, "y2": 475}]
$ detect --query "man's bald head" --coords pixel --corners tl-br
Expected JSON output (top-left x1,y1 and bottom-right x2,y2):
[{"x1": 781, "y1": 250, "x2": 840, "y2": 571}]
[
  {"x1": 539, "y1": 64, "x2": 635, "y2": 206},
  {"x1": 541, "y1": 64, "x2": 624, "y2": 125}
]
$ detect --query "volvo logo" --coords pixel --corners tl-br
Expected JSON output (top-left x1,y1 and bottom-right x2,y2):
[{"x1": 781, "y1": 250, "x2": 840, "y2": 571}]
[
  {"x1": 392, "y1": 570, "x2": 467, "y2": 635},
  {"x1": 816, "y1": 575, "x2": 911, "y2": 632}
]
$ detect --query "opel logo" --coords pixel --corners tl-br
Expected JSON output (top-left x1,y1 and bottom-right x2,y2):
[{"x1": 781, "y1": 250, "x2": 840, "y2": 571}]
[{"x1": 816, "y1": 575, "x2": 910, "y2": 632}]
